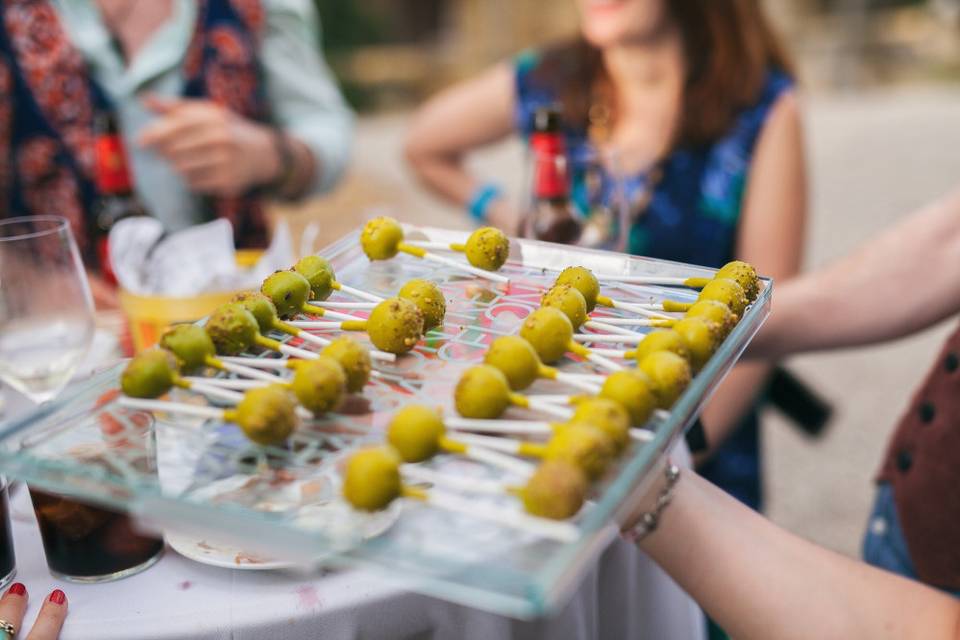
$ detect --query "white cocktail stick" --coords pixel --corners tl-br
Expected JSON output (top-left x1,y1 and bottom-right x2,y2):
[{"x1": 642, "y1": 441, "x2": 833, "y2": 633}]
[
  {"x1": 525, "y1": 399, "x2": 574, "y2": 420},
  {"x1": 401, "y1": 465, "x2": 510, "y2": 495},
  {"x1": 584, "y1": 351, "x2": 624, "y2": 372},
  {"x1": 118, "y1": 397, "x2": 224, "y2": 420},
  {"x1": 184, "y1": 377, "x2": 264, "y2": 391},
  {"x1": 596, "y1": 275, "x2": 711, "y2": 288},
  {"x1": 420, "y1": 252, "x2": 510, "y2": 283},
  {"x1": 402, "y1": 241, "x2": 454, "y2": 251},
  {"x1": 585, "y1": 317, "x2": 670, "y2": 327},
  {"x1": 445, "y1": 416, "x2": 554, "y2": 436},
  {"x1": 274, "y1": 336, "x2": 396, "y2": 364},
  {"x1": 583, "y1": 320, "x2": 645, "y2": 337},
  {"x1": 585, "y1": 347, "x2": 630, "y2": 359},
  {"x1": 219, "y1": 356, "x2": 385, "y2": 380},
  {"x1": 448, "y1": 445, "x2": 537, "y2": 476},
  {"x1": 414, "y1": 488, "x2": 578, "y2": 543},
  {"x1": 552, "y1": 372, "x2": 601, "y2": 394},
  {"x1": 185, "y1": 381, "x2": 244, "y2": 404},
  {"x1": 573, "y1": 333, "x2": 644, "y2": 344},
  {"x1": 331, "y1": 282, "x2": 384, "y2": 303},
  {"x1": 287, "y1": 330, "x2": 332, "y2": 349},
  {"x1": 301, "y1": 308, "x2": 362, "y2": 323},
  {"x1": 217, "y1": 359, "x2": 285, "y2": 383},
  {"x1": 308, "y1": 301, "x2": 376, "y2": 310},
  {"x1": 288, "y1": 320, "x2": 349, "y2": 331},
  {"x1": 598, "y1": 298, "x2": 676, "y2": 319}
]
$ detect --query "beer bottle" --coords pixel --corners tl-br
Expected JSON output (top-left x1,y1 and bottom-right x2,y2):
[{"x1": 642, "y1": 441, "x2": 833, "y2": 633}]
[
  {"x1": 92, "y1": 111, "x2": 148, "y2": 284},
  {"x1": 522, "y1": 106, "x2": 582, "y2": 243}
]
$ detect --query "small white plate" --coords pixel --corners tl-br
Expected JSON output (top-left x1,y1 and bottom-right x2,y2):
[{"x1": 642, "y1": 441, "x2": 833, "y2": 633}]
[{"x1": 166, "y1": 531, "x2": 295, "y2": 570}]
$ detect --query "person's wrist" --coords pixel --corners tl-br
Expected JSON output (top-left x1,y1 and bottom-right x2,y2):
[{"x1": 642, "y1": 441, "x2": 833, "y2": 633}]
[
  {"x1": 249, "y1": 123, "x2": 285, "y2": 188},
  {"x1": 467, "y1": 183, "x2": 503, "y2": 223},
  {"x1": 621, "y1": 461, "x2": 681, "y2": 544}
]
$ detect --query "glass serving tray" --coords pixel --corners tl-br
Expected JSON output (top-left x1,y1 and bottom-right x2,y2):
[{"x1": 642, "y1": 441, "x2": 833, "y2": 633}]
[{"x1": 0, "y1": 226, "x2": 770, "y2": 619}]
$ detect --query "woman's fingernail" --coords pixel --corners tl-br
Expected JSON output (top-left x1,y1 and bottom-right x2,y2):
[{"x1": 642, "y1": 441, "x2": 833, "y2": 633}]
[
  {"x1": 8, "y1": 583, "x2": 25, "y2": 596},
  {"x1": 48, "y1": 589, "x2": 66, "y2": 605}
]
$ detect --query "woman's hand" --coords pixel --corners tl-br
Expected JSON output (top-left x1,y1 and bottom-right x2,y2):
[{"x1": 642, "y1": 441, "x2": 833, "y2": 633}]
[
  {"x1": 139, "y1": 96, "x2": 280, "y2": 197},
  {"x1": 0, "y1": 583, "x2": 68, "y2": 640}
]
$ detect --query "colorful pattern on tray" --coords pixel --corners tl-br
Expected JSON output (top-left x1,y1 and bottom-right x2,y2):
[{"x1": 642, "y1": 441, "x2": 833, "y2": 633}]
[{"x1": 114, "y1": 235, "x2": 759, "y2": 541}]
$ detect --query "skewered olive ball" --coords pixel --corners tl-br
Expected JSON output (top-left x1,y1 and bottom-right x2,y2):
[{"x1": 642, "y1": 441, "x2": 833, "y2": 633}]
[
  {"x1": 234, "y1": 384, "x2": 298, "y2": 446},
  {"x1": 633, "y1": 329, "x2": 691, "y2": 364},
  {"x1": 599, "y1": 369, "x2": 657, "y2": 426},
  {"x1": 398, "y1": 279, "x2": 446, "y2": 331},
  {"x1": 342, "y1": 447, "x2": 402, "y2": 512},
  {"x1": 698, "y1": 278, "x2": 748, "y2": 318},
  {"x1": 541, "y1": 284, "x2": 588, "y2": 329},
  {"x1": 555, "y1": 266, "x2": 600, "y2": 312},
  {"x1": 639, "y1": 351, "x2": 692, "y2": 409},
  {"x1": 360, "y1": 216, "x2": 404, "y2": 260},
  {"x1": 464, "y1": 227, "x2": 509, "y2": 271},
  {"x1": 520, "y1": 306, "x2": 574, "y2": 364},
  {"x1": 320, "y1": 336, "x2": 372, "y2": 393},
  {"x1": 685, "y1": 300, "x2": 736, "y2": 338},
  {"x1": 716, "y1": 260, "x2": 760, "y2": 301},
  {"x1": 671, "y1": 317, "x2": 718, "y2": 371},
  {"x1": 545, "y1": 423, "x2": 615, "y2": 480},
  {"x1": 291, "y1": 357, "x2": 346, "y2": 416},
  {"x1": 261, "y1": 270, "x2": 312, "y2": 319},
  {"x1": 387, "y1": 404, "x2": 445, "y2": 463},
  {"x1": 367, "y1": 297, "x2": 424, "y2": 354},
  {"x1": 520, "y1": 461, "x2": 589, "y2": 520},
  {"x1": 454, "y1": 364, "x2": 512, "y2": 419},
  {"x1": 160, "y1": 324, "x2": 214, "y2": 373},
  {"x1": 121, "y1": 349, "x2": 179, "y2": 398},
  {"x1": 570, "y1": 397, "x2": 630, "y2": 453},
  {"x1": 232, "y1": 291, "x2": 278, "y2": 334},
  {"x1": 484, "y1": 335, "x2": 541, "y2": 390},
  {"x1": 205, "y1": 303, "x2": 260, "y2": 356},
  {"x1": 294, "y1": 255, "x2": 336, "y2": 301}
]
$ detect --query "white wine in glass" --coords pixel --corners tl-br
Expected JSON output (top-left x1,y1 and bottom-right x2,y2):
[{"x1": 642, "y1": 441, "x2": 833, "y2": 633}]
[{"x1": 0, "y1": 216, "x2": 95, "y2": 404}]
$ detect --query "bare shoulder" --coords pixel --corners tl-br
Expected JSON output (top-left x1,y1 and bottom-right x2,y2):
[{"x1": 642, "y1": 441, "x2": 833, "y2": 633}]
[{"x1": 764, "y1": 89, "x2": 803, "y2": 135}]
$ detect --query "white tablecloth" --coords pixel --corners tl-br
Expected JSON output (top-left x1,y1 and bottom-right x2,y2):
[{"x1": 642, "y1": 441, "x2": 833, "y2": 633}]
[{"x1": 2, "y1": 386, "x2": 704, "y2": 640}]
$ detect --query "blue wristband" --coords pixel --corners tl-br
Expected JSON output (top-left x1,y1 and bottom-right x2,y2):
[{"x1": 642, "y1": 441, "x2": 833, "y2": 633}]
[{"x1": 467, "y1": 184, "x2": 503, "y2": 223}]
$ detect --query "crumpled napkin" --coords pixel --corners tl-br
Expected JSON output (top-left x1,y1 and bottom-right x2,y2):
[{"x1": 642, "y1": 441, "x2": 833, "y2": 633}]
[{"x1": 108, "y1": 217, "x2": 293, "y2": 296}]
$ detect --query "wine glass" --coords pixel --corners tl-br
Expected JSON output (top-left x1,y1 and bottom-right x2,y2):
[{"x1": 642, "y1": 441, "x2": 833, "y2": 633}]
[{"x1": 0, "y1": 216, "x2": 95, "y2": 404}]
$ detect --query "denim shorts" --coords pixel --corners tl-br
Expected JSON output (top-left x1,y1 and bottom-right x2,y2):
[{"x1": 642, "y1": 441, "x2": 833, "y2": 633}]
[{"x1": 862, "y1": 483, "x2": 960, "y2": 598}]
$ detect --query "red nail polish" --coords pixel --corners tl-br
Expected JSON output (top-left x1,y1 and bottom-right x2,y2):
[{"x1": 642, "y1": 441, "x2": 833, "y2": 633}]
[
  {"x1": 8, "y1": 583, "x2": 25, "y2": 596},
  {"x1": 48, "y1": 589, "x2": 66, "y2": 605}
]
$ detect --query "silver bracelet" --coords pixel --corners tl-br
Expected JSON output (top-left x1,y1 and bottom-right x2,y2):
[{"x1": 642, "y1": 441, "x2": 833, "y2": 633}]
[{"x1": 623, "y1": 463, "x2": 681, "y2": 544}]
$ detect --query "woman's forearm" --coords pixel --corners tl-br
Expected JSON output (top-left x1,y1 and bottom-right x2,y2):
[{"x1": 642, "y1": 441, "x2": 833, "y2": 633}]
[
  {"x1": 751, "y1": 187, "x2": 960, "y2": 359},
  {"x1": 638, "y1": 472, "x2": 960, "y2": 640},
  {"x1": 404, "y1": 62, "x2": 515, "y2": 212},
  {"x1": 405, "y1": 151, "x2": 477, "y2": 207}
]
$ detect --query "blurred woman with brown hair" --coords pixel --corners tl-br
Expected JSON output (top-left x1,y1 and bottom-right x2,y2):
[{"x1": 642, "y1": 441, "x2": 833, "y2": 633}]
[{"x1": 406, "y1": 0, "x2": 807, "y2": 515}]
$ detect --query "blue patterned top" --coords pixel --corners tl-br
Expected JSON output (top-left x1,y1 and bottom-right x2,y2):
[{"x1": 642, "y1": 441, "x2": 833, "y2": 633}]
[
  {"x1": 516, "y1": 51, "x2": 794, "y2": 510},
  {"x1": 515, "y1": 50, "x2": 794, "y2": 269}
]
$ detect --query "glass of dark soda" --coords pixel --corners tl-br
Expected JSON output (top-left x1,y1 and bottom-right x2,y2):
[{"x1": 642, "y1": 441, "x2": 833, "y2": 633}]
[{"x1": 29, "y1": 490, "x2": 163, "y2": 583}]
